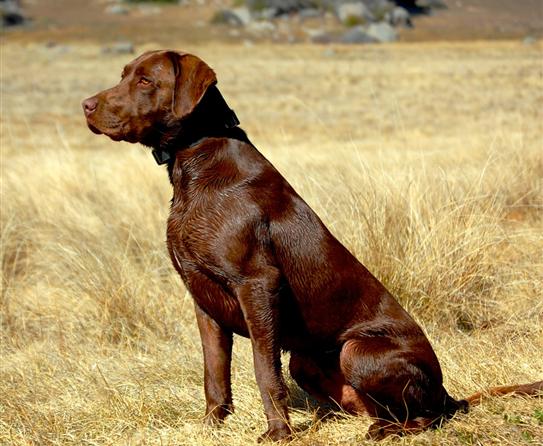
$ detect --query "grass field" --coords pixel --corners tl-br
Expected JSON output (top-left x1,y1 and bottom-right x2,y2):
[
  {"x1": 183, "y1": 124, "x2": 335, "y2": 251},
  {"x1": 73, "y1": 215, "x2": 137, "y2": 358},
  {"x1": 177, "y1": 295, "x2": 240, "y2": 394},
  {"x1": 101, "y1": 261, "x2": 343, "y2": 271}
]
[{"x1": 1, "y1": 40, "x2": 543, "y2": 445}]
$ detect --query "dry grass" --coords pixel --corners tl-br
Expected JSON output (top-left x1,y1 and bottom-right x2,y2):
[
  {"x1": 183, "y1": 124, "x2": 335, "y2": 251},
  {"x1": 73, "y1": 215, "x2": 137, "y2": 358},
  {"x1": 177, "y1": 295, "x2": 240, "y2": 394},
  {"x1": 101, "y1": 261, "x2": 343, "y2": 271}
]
[{"x1": 1, "y1": 40, "x2": 543, "y2": 445}]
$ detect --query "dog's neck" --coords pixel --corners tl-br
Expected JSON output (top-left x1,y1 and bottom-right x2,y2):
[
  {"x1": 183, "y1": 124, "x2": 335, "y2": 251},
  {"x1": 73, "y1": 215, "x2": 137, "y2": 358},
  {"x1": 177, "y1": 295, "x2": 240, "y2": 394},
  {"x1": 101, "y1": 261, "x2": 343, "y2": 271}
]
[{"x1": 148, "y1": 85, "x2": 241, "y2": 166}]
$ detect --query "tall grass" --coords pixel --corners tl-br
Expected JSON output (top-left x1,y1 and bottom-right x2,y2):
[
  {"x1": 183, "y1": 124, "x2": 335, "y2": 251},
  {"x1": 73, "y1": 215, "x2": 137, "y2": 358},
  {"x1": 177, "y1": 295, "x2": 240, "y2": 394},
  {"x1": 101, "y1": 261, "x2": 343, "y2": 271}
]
[{"x1": 1, "y1": 41, "x2": 542, "y2": 445}]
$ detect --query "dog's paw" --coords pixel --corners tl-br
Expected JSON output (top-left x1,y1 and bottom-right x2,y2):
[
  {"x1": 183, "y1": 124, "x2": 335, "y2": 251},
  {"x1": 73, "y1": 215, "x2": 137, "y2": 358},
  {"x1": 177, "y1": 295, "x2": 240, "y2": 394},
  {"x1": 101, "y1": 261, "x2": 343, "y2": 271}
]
[
  {"x1": 204, "y1": 404, "x2": 234, "y2": 425},
  {"x1": 257, "y1": 423, "x2": 292, "y2": 442}
]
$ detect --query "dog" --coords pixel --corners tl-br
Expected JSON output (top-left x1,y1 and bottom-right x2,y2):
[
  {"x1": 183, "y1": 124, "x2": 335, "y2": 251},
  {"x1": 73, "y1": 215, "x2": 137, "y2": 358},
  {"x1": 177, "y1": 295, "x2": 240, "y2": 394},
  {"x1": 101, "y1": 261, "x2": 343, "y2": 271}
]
[{"x1": 82, "y1": 50, "x2": 542, "y2": 441}]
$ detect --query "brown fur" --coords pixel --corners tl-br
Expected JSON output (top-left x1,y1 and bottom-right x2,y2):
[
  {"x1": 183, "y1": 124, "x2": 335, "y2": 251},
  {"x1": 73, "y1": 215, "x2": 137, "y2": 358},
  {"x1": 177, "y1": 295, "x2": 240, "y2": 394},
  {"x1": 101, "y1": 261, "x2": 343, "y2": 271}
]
[{"x1": 82, "y1": 50, "x2": 543, "y2": 441}]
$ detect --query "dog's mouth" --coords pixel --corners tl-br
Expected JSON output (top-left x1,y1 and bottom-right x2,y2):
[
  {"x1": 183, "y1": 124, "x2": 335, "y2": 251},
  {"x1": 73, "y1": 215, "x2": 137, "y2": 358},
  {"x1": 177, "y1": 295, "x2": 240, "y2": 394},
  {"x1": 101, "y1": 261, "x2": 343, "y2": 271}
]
[
  {"x1": 86, "y1": 118, "x2": 127, "y2": 142},
  {"x1": 85, "y1": 110, "x2": 149, "y2": 143},
  {"x1": 86, "y1": 122, "x2": 103, "y2": 135}
]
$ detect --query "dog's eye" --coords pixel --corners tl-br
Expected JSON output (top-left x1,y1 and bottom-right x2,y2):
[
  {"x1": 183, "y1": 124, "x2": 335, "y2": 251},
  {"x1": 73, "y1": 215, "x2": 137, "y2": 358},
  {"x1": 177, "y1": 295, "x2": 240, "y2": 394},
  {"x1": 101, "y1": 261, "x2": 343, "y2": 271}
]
[{"x1": 138, "y1": 77, "x2": 152, "y2": 86}]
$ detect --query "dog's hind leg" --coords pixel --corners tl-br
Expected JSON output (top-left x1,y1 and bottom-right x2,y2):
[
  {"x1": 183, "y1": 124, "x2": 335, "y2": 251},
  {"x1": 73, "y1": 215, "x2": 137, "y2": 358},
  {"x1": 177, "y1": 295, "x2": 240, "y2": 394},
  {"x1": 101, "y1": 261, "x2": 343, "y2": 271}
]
[{"x1": 339, "y1": 337, "x2": 461, "y2": 439}]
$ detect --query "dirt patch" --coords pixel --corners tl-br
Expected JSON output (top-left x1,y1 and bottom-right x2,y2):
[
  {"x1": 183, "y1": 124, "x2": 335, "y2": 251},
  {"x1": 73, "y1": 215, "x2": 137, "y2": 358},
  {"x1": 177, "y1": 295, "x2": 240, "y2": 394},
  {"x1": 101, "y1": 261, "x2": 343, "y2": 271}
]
[{"x1": 403, "y1": 0, "x2": 543, "y2": 41}]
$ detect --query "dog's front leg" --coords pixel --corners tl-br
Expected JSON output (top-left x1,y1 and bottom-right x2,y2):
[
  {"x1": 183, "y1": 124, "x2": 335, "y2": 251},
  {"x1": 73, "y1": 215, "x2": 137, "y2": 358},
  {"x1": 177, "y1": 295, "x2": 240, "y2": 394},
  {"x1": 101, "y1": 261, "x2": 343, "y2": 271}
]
[
  {"x1": 194, "y1": 303, "x2": 234, "y2": 424},
  {"x1": 235, "y1": 267, "x2": 291, "y2": 442}
]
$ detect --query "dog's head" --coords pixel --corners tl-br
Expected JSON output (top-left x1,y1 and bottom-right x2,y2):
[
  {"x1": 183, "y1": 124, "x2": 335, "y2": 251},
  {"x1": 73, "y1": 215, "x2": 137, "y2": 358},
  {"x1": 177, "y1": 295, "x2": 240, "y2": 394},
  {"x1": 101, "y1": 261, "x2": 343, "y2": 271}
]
[{"x1": 82, "y1": 50, "x2": 217, "y2": 144}]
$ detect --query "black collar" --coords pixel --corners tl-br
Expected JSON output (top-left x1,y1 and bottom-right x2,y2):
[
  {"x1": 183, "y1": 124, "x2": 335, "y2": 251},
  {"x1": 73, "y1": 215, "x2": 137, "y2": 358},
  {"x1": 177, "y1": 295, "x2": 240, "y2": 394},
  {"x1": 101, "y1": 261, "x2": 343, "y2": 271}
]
[{"x1": 151, "y1": 86, "x2": 240, "y2": 165}]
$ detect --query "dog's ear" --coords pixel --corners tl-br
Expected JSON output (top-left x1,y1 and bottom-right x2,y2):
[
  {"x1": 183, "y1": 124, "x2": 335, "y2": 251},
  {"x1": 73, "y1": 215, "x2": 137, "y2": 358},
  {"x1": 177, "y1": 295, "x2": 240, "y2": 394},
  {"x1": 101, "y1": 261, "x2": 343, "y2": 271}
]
[{"x1": 168, "y1": 51, "x2": 217, "y2": 119}]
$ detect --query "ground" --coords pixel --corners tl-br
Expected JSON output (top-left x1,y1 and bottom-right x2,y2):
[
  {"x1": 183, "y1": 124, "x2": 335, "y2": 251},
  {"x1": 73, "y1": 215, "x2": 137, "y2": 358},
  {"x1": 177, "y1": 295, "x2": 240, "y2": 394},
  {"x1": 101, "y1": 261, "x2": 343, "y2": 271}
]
[{"x1": 1, "y1": 2, "x2": 543, "y2": 446}]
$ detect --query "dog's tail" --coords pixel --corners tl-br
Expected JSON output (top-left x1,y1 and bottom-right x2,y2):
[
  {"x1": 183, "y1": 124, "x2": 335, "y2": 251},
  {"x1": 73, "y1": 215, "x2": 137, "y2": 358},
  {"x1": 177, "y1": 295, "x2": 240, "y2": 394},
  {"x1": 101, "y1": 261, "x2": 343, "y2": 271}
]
[{"x1": 461, "y1": 380, "x2": 543, "y2": 407}]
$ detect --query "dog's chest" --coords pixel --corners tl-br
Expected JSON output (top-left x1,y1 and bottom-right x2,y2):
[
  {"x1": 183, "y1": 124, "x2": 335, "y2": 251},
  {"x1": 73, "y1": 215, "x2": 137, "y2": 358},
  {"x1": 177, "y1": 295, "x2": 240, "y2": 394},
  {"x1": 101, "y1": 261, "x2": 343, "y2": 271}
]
[
  {"x1": 165, "y1": 193, "x2": 249, "y2": 334},
  {"x1": 166, "y1": 196, "x2": 226, "y2": 276}
]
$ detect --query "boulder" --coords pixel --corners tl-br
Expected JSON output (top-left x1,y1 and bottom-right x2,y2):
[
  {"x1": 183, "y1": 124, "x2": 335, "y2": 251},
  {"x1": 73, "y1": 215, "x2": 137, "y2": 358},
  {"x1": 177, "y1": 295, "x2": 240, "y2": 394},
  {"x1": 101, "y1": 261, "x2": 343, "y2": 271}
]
[
  {"x1": 1, "y1": 0, "x2": 25, "y2": 27},
  {"x1": 212, "y1": 10, "x2": 241, "y2": 26},
  {"x1": 298, "y1": 8, "x2": 322, "y2": 19},
  {"x1": 311, "y1": 30, "x2": 337, "y2": 44},
  {"x1": 340, "y1": 25, "x2": 379, "y2": 43},
  {"x1": 231, "y1": 6, "x2": 252, "y2": 25},
  {"x1": 105, "y1": 4, "x2": 130, "y2": 15},
  {"x1": 253, "y1": 8, "x2": 279, "y2": 20},
  {"x1": 211, "y1": 7, "x2": 251, "y2": 26},
  {"x1": 387, "y1": 6, "x2": 411, "y2": 27},
  {"x1": 366, "y1": 21, "x2": 397, "y2": 41},
  {"x1": 247, "y1": 20, "x2": 276, "y2": 33},
  {"x1": 336, "y1": 2, "x2": 373, "y2": 24},
  {"x1": 360, "y1": 0, "x2": 394, "y2": 19},
  {"x1": 247, "y1": 0, "x2": 316, "y2": 15}
]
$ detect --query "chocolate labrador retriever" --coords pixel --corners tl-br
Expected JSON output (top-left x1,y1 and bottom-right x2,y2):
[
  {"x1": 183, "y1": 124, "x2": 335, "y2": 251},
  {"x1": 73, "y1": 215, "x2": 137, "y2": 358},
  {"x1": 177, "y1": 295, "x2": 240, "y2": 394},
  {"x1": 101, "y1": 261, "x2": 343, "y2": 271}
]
[{"x1": 82, "y1": 50, "x2": 542, "y2": 441}]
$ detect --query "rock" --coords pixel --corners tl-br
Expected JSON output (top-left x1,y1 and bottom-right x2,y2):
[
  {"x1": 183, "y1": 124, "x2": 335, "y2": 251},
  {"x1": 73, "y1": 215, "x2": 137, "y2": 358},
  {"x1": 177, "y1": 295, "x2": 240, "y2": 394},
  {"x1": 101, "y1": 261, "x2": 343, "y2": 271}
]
[
  {"x1": 360, "y1": 0, "x2": 394, "y2": 18},
  {"x1": 231, "y1": 6, "x2": 252, "y2": 25},
  {"x1": 387, "y1": 6, "x2": 411, "y2": 27},
  {"x1": 340, "y1": 25, "x2": 379, "y2": 43},
  {"x1": 1, "y1": 0, "x2": 25, "y2": 27},
  {"x1": 211, "y1": 10, "x2": 238, "y2": 26},
  {"x1": 105, "y1": 4, "x2": 129, "y2": 15},
  {"x1": 102, "y1": 41, "x2": 135, "y2": 55},
  {"x1": 303, "y1": 27, "x2": 326, "y2": 38},
  {"x1": 211, "y1": 9, "x2": 245, "y2": 26},
  {"x1": 247, "y1": 20, "x2": 276, "y2": 33},
  {"x1": 366, "y1": 21, "x2": 397, "y2": 42},
  {"x1": 247, "y1": 0, "x2": 316, "y2": 15},
  {"x1": 416, "y1": 0, "x2": 447, "y2": 9},
  {"x1": 311, "y1": 31, "x2": 337, "y2": 44},
  {"x1": 298, "y1": 8, "x2": 322, "y2": 19},
  {"x1": 336, "y1": 2, "x2": 373, "y2": 24},
  {"x1": 137, "y1": 5, "x2": 162, "y2": 16},
  {"x1": 253, "y1": 8, "x2": 279, "y2": 20},
  {"x1": 523, "y1": 36, "x2": 537, "y2": 46}
]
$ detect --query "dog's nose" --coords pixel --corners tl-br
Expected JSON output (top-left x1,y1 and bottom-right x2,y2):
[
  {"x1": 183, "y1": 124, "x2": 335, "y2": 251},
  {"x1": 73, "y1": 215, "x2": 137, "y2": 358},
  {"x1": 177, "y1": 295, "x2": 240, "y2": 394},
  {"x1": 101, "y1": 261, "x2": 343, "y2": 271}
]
[{"x1": 82, "y1": 97, "x2": 98, "y2": 116}]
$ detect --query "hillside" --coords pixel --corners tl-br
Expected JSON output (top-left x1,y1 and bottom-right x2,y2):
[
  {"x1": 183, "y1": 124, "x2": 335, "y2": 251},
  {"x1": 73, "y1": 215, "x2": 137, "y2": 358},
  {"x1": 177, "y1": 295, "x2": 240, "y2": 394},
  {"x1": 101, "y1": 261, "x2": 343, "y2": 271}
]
[{"x1": 5, "y1": 0, "x2": 543, "y2": 43}]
